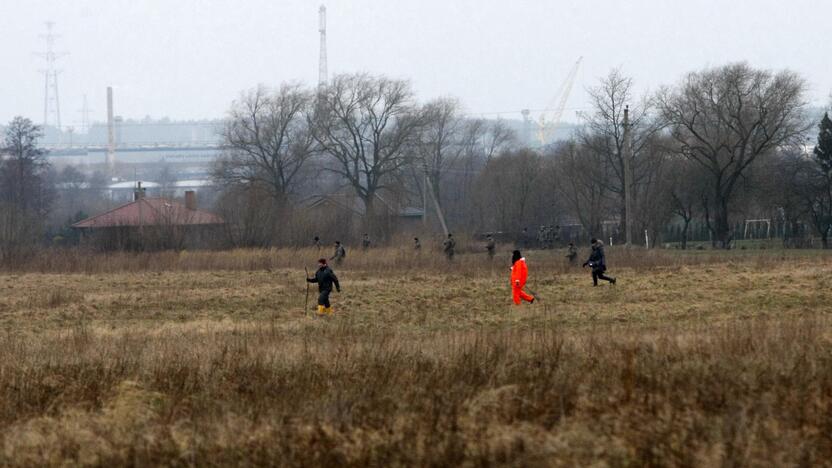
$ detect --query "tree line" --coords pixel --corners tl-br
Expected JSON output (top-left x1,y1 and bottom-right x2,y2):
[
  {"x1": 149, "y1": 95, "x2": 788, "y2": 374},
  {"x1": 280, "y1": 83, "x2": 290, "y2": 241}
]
[
  {"x1": 214, "y1": 62, "x2": 823, "y2": 249},
  {"x1": 1, "y1": 61, "x2": 830, "y2": 258}
]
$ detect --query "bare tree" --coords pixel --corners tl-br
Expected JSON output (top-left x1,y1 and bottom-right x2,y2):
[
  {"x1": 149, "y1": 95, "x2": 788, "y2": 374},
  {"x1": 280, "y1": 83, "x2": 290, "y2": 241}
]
[
  {"x1": 0, "y1": 117, "x2": 52, "y2": 211},
  {"x1": 311, "y1": 74, "x2": 423, "y2": 234},
  {"x1": 664, "y1": 156, "x2": 708, "y2": 249},
  {"x1": 658, "y1": 63, "x2": 808, "y2": 248},
  {"x1": 473, "y1": 149, "x2": 542, "y2": 232},
  {"x1": 214, "y1": 182, "x2": 281, "y2": 248},
  {"x1": 578, "y1": 69, "x2": 665, "y2": 242},
  {"x1": 550, "y1": 139, "x2": 610, "y2": 237},
  {"x1": 782, "y1": 113, "x2": 832, "y2": 248},
  {"x1": 0, "y1": 117, "x2": 53, "y2": 263},
  {"x1": 756, "y1": 149, "x2": 813, "y2": 247},
  {"x1": 214, "y1": 84, "x2": 315, "y2": 203},
  {"x1": 482, "y1": 119, "x2": 517, "y2": 161},
  {"x1": 52, "y1": 165, "x2": 87, "y2": 222},
  {"x1": 417, "y1": 97, "x2": 484, "y2": 209}
]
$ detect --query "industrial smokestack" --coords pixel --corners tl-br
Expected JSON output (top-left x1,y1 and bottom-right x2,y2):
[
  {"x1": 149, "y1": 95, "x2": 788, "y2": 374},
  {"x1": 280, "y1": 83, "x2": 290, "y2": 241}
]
[
  {"x1": 114, "y1": 115, "x2": 124, "y2": 146},
  {"x1": 134, "y1": 181, "x2": 145, "y2": 201},
  {"x1": 185, "y1": 190, "x2": 197, "y2": 210},
  {"x1": 106, "y1": 87, "x2": 115, "y2": 171}
]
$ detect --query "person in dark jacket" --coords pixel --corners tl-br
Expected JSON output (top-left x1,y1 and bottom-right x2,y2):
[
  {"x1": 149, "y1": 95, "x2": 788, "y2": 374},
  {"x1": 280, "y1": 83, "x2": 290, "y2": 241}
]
[
  {"x1": 443, "y1": 233, "x2": 456, "y2": 261},
  {"x1": 583, "y1": 238, "x2": 616, "y2": 286},
  {"x1": 307, "y1": 258, "x2": 341, "y2": 315},
  {"x1": 486, "y1": 234, "x2": 496, "y2": 259},
  {"x1": 565, "y1": 242, "x2": 578, "y2": 265},
  {"x1": 362, "y1": 233, "x2": 371, "y2": 250}
]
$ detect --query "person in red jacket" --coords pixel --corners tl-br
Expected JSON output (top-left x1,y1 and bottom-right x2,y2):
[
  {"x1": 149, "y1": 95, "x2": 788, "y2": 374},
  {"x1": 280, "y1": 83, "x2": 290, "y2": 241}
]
[{"x1": 510, "y1": 250, "x2": 535, "y2": 305}]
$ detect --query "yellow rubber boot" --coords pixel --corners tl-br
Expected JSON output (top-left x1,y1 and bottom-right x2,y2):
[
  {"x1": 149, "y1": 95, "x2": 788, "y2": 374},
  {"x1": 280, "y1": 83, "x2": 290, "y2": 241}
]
[
  {"x1": 326, "y1": 306, "x2": 334, "y2": 316},
  {"x1": 317, "y1": 305, "x2": 326, "y2": 316}
]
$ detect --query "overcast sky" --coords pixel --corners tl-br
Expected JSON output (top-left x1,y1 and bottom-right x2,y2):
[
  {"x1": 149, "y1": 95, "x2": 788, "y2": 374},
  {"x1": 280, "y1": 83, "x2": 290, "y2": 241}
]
[{"x1": 1, "y1": 0, "x2": 829, "y2": 128}]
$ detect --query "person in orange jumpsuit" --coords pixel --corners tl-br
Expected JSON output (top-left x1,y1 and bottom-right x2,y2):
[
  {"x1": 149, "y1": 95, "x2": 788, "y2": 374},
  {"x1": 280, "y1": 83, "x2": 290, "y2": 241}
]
[{"x1": 510, "y1": 250, "x2": 535, "y2": 305}]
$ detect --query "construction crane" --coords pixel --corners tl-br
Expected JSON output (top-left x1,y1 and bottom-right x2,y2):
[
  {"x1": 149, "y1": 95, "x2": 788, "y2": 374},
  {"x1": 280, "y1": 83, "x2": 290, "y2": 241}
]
[{"x1": 533, "y1": 56, "x2": 583, "y2": 146}]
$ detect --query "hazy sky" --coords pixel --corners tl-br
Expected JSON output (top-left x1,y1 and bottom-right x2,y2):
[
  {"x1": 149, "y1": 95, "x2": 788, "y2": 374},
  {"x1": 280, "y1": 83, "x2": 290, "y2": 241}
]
[{"x1": 2, "y1": 0, "x2": 829, "y2": 128}]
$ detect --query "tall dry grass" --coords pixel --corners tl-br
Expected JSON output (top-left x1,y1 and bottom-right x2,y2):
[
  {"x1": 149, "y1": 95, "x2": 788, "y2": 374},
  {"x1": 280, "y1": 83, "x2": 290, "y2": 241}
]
[
  {"x1": 1, "y1": 317, "x2": 830, "y2": 466},
  {"x1": 1, "y1": 252, "x2": 831, "y2": 465},
  {"x1": 7, "y1": 244, "x2": 827, "y2": 275}
]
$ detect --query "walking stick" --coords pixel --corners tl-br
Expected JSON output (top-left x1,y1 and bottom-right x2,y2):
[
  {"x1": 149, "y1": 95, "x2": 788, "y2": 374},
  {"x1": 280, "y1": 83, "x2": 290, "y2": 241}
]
[{"x1": 304, "y1": 266, "x2": 310, "y2": 317}]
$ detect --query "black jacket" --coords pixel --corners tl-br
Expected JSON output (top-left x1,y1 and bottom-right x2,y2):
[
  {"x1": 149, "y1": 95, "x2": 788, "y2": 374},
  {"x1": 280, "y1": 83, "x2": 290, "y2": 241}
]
[
  {"x1": 586, "y1": 244, "x2": 606, "y2": 271},
  {"x1": 307, "y1": 266, "x2": 340, "y2": 293}
]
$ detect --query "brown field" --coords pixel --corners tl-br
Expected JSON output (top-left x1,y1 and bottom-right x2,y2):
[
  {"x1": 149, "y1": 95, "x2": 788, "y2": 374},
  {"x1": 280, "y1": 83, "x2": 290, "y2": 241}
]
[{"x1": 1, "y1": 247, "x2": 831, "y2": 466}]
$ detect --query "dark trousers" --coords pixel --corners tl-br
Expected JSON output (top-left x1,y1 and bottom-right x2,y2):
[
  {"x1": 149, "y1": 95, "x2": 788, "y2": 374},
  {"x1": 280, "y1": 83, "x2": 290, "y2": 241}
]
[
  {"x1": 592, "y1": 269, "x2": 614, "y2": 286},
  {"x1": 318, "y1": 290, "x2": 331, "y2": 307}
]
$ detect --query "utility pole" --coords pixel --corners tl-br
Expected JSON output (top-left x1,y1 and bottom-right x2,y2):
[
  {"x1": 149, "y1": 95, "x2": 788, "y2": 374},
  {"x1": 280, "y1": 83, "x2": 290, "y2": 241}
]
[{"x1": 623, "y1": 105, "x2": 633, "y2": 246}]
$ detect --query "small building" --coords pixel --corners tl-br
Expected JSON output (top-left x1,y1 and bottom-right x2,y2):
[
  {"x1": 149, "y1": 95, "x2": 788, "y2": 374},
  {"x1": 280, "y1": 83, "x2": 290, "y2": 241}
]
[
  {"x1": 106, "y1": 180, "x2": 161, "y2": 202},
  {"x1": 72, "y1": 190, "x2": 224, "y2": 250},
  {"x1": 172, "y1": 179, "x2": 214, "y2": 197}
]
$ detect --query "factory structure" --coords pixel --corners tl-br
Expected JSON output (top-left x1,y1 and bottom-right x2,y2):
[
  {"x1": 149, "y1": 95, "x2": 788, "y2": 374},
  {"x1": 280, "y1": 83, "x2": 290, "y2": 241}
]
[{"x1": 37, "y1": 7, "x2": 583, "y2": 212}]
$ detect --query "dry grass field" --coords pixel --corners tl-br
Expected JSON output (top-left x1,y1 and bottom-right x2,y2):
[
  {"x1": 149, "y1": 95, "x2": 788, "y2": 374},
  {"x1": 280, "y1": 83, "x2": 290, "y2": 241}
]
[{"x1": 1, "y1": 247, "x2": 831, "y2": 466}]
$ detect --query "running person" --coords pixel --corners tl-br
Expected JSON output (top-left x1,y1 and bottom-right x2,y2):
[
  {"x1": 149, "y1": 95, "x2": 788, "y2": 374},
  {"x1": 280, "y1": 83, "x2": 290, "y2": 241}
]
[{"x1": 510, "y1": 250, "x2": 535, "y2": 305}]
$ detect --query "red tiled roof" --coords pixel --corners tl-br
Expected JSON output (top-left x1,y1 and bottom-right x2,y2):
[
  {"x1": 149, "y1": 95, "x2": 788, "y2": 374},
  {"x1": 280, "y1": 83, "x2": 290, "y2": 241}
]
[{"x1": 72, "y1": 197, "x2": 224, "y2": 229}]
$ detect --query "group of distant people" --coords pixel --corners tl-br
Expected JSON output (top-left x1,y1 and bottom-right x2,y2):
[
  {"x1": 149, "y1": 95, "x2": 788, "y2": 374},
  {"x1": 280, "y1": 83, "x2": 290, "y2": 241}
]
[
  {"x1": 305, "y1": 234, "x2": 616, "y2": 316},
  {"x1": 314, "y1": 233, "x2": 460, "y2": 263}
]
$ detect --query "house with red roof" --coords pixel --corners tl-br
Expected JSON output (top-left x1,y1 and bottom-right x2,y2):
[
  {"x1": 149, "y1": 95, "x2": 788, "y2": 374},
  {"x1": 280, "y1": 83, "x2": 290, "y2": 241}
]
[{"x1": 72, "y1": 186, "x2": 224, "y2": 250}]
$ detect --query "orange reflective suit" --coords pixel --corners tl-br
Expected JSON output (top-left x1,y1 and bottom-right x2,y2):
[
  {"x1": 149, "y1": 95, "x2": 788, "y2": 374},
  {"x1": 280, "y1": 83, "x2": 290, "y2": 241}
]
[{"x1": 510, "y1": 257, "x2": 534, "y2": 305}]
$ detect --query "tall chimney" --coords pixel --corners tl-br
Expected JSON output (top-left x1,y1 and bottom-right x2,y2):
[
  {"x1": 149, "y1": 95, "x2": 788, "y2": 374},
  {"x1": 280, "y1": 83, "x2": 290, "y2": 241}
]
[
  {"x1": 134, "y1": 181, "x2": 145, "y2": 201},
  {"x1": 185, "y1": 190, "x2": 197, "y2": 210},
  {"x1": 106, "y1": 87, "x2": 115, "y2": 171},
  {"x1": 114, "y1": 115, "x2": 124, "y2": 146}
]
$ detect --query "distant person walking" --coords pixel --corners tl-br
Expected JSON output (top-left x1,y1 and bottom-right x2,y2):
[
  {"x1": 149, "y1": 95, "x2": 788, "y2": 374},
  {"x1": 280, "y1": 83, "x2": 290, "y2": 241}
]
[
  {"x1": 565, "y1": 242, "x2": 578, "y2": 265},
  {"x1": 362, "y1": 233, "x2": 371, "y2": 251},
  {"x1": 443, "y1": 233, "x2": 456, "y2": 261},
  {"x1": 331, "y1": 241, "x2": 346, "y2": 265},
  {"x1": 414, "y1": 237, "x2": 421, "y2": 252},
  {"x1": 486, "y1": 234, "x2": 496, "y2": 259},
  {"x1": 313, "y1": 236, "x2": 321, "y2": 249},
  {"x1": 306, "y1": 258, "x2": 341, "y2": 316},
  {"x1": 510, "y1": 250, "x2": 535, "y2": 305},
  {"x1": 519, "y1": 227, "x2": 529, "y2": 249},
  {"x1": 583, "y1": 238, "x2": 616, "y2": 286}
]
